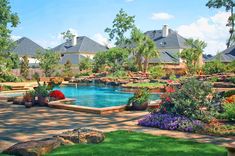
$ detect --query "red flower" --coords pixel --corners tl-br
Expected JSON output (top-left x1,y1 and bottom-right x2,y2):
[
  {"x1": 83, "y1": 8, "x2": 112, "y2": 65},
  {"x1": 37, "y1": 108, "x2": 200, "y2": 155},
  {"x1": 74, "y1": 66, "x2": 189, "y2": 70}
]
[
  {"x1": 165, "y1": 97, "x2": 171, "y2": 102},
  {"x1": 49, "y1": 90, "x2": 65, "y2": 100},
  {"x1": 165, "y1": 87, "x2": 175, "y2": 93}
]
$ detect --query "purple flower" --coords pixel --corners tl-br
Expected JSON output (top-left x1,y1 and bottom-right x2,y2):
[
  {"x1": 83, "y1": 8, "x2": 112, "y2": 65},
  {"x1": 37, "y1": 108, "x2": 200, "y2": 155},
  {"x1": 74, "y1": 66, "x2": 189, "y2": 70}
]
[{"x1": 138, "y1": 112, "x2": 204, "y2": 132}]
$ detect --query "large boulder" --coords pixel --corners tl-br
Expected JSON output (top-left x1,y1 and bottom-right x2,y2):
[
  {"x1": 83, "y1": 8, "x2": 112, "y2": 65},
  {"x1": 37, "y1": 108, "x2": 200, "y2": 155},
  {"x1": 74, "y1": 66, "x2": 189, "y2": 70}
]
[
  {"x1": 2, "y1": 128, "x2": 105, "y2": 156},
  {"x1": 57, "y1": 127, "x2": 105, "y2": 144},
  {"x1": 2, "y1": 138, "x2": 62, "y2": 156}
]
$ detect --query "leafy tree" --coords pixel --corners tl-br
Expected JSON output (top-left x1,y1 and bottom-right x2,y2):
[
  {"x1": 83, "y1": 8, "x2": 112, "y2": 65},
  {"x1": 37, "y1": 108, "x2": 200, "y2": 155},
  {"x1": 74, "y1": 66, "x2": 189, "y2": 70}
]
[
  {"x1": 105, "y1": 9, "x2": 135, "y2": 46},
  {"x1": 63, "y1": 59, "x2": 73, "y2": 77},
  {"x1": 206, "y1": 0, "x2": 235, "y2": 47},
  {"x1": 61, "y1": 30, "x2": 75, "y2": 41},
  {"x1": 7, "y1": 52, "x2": 20, "y2": 69},
  {"x1": 130, "y1": 28, "x2": 159, "y2": 72},
  {"x1": 36, "y1": 50, "x2": 60, "y2": 77},
  {"x1": 0, "y1": 0, "x2": 19, "y2": 55},
  {"x1": 20, "y1": 55, "x2": 29, "y2": 79},
  {"x1": 93, "y1": 52, "x2": 108, "y2": 73},
  {"x1": 0, "y1": 0, "x2": 20, "y2": 81},
  {"x1": 79, "y1": 57, "x2": 92, "y2": 71},
  {"x1": 106, "y1": 48, "x2": 129, "y2": 72},
  {"x1": 180, "y1": 39, "x2": 207, "y2": 75}
]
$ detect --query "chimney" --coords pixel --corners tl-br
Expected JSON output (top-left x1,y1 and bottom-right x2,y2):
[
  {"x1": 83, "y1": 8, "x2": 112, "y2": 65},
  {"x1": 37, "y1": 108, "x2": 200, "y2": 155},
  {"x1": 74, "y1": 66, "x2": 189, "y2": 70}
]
[
  {"x1": 71, "y1": 35, "x2": 77, "y2": 46},
  {"x1": 162, "y1": 25, "x2": 169, "y2": 37}
]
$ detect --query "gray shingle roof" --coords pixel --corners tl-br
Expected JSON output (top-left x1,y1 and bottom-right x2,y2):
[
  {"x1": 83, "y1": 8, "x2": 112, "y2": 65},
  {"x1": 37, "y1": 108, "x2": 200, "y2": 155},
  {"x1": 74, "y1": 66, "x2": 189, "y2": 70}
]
[
  {"x1": 145, "y1": 29, "x2": 188, "y2": 49},
  {"x1": 144, "y1": 28, "x2": 188, "y2": 64},
  {"x1": 206, "y1": 45, "x2": 235, "y2": 63},
  {"x1": 149, "y1": 51, "x2": 179, "y2": 64},
  {"x1": 11, "y1": 37, "x2": 45, "y2": 57},
  {"x1": 52, "y1": 36, "x2": 108, "y2": 53}
]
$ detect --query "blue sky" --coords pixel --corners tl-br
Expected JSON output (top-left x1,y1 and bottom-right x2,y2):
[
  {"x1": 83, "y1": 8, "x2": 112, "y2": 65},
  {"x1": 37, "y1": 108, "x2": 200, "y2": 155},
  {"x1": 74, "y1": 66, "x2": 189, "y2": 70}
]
[{"x1": 10, "y1": 0, "x2": 228, "y2": 54}]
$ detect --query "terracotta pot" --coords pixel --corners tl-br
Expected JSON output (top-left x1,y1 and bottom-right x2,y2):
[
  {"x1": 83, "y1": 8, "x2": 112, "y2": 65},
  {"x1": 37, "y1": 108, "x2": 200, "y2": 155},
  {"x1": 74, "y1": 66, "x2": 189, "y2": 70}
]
[
  {"x1": 24, "y1": 101, "x2": 33, "y2": 108},
  {"x1": 131, "y1": 101, "x2": 149, "y2": 111}
]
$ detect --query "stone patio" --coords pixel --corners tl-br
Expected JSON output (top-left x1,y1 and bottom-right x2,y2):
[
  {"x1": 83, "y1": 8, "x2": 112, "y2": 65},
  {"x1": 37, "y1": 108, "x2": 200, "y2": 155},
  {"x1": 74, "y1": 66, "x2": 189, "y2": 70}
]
[{"x1": 0, "y1": 100, "x2": 234, "y2": 152}]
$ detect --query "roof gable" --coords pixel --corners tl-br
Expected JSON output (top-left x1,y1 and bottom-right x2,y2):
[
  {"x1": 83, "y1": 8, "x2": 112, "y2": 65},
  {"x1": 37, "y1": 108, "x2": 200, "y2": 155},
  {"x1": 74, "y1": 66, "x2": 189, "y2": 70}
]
[
  {"x1": 145, "y1": 29, "x2": 188, "y2": 49},
  {"x1": 207, "y1": 44, "x2": 235, "y2": 62},
  {"x1": 11, "y1": 37, "x2": 45, "y2": 57},
  {"x1": 52, "y1": 36, "x2": 108, "y2": 53}
]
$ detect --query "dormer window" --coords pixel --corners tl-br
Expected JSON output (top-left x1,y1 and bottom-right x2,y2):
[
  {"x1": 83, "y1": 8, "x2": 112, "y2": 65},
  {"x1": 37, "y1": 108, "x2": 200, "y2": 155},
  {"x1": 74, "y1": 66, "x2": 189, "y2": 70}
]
[{"x1": 160, "y1": 41, "x2": 166, "y2": 47}]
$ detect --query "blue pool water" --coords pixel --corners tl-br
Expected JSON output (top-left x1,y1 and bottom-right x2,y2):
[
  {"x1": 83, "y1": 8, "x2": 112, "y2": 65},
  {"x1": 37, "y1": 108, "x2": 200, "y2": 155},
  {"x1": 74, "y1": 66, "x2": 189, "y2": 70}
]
[{"x1": 55, "y1": 86, "x2": 160, "y2": 108}]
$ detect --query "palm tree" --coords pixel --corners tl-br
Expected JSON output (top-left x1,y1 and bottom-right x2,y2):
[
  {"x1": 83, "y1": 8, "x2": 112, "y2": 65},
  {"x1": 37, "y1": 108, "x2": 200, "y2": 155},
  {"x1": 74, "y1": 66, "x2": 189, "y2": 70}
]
[
  {"x1": 130, "y1": 27, "x2": 159, "y2": 72},
  {"x1": 142, "y1": 36, "x2": 158, "y2": 73},
  {"x1": 181, "y1": 39, "x2": 207, "y2": 75}
]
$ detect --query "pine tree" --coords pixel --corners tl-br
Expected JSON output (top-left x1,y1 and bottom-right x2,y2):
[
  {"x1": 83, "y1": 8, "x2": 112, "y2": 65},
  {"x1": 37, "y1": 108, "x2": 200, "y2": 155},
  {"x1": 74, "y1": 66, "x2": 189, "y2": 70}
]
[{"x1": 20, "y1": 56, "x2": 29, "y2": 79}]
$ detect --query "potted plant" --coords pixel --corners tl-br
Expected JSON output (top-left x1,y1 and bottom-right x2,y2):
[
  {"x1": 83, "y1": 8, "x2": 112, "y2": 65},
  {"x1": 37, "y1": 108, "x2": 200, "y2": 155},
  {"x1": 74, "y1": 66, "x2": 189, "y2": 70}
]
[
  {"x1": 127, "y1": 88, "x2": 150, "y2": 111},
  {"x1": 34, "y1": 83, "x2": 50, "y2": 106},
  {"x1": 23, "y1": 91, "x2": 35, "y2": 108}
]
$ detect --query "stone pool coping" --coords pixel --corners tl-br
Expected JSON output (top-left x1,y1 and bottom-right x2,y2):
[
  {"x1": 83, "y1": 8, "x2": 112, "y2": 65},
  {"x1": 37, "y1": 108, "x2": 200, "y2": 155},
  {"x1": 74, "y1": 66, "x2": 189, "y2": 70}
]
[{"x1": 48, "y1": 99, "x2": 161, "y2": 115}]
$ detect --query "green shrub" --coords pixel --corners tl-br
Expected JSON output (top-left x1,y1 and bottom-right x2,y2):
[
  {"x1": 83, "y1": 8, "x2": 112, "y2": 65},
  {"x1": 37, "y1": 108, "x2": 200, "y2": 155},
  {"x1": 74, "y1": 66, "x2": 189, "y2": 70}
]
[
  {"x1": 107, "y1": 70, "x2": 128, "y2": 78},
  {"x1": 209, "y1": 77, "x2": 219, "y2": 83},
  {"x1": 229, "y1": 77, "x2": 235, "y2": 84},
  {"x1": 224, "y1": 90, "x2": 235, "y2": 97},
  {"x1": 79, "y1": 57, "x2": 93, "y2": 71},
  {"x1": 221, "y1": 103, "x2": 235, "y2": 121},
  {"x1": 167, "y1": 78, "x2": 215, "y2": 122},
  {"x1": 75, "y1": 72, "x2": 91, "y2": 78},
  {"x1": 202, "y1": 60, "x2": 227, "y2": 74},
  {"x1": 124, "y1": 60, "x2": 138, "y2": 72},
  {"x1": 169, "y1": 74, "x2": 177, "y2": 81},
  {"x1": 227, "y1": 60, "x2": 235, "y2": 73},
  {"x1": 149, "y1": 66, "x2": 165, "y2": 79}
]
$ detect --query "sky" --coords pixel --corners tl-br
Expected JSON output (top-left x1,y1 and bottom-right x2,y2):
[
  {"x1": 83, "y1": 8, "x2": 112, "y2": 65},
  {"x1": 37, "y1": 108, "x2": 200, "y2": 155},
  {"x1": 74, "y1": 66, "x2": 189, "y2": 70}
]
[{"x1": 9, "y1": 0, "x2": 229, "y2": 55}]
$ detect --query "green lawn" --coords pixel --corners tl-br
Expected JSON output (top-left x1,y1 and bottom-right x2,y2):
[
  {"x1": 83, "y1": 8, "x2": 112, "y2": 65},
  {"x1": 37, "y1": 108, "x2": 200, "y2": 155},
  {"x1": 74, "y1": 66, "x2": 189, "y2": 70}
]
[
  {"x1": 126, "y1": 82, "x2": 165, "y2": 88},
  {"x1": 46, "y1": 131, "x2": 226, "y2": 156}
]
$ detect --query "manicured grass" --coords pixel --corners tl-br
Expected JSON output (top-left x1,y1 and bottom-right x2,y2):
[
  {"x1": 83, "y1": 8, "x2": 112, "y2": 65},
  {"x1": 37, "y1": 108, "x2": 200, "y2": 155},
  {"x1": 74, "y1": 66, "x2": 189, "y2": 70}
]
[
  {"x1": 126, "y1": 82, "x2": 165, "y2": 88},
  {"x1": 46, "y1": 131, "x2": 226, "y2": 156}
]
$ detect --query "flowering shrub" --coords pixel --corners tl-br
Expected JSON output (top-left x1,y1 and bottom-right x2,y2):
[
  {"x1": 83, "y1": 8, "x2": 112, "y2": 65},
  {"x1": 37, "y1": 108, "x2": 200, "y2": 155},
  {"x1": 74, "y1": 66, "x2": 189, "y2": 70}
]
[
  {"x1": 160, "y1": 78, "x2": 215, "y2": 122},
  {"x1": 49, "y1": 90, "x2": 65, "y2": 100},
  {"x1": 138, "y1": 112, "x2": 204, "y2": 132}
]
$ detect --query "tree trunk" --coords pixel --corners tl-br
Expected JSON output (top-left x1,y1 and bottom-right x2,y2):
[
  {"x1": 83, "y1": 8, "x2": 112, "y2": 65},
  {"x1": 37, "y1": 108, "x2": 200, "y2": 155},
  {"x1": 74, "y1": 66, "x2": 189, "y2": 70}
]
[{"x1": 143, "y1": 58, "x2": 148, "y2": 73}]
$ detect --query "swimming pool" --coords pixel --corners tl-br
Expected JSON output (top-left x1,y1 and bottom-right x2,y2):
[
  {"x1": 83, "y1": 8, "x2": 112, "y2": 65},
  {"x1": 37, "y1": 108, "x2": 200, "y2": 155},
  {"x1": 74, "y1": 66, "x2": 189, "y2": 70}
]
[{"x1": 55, "y1": 86, "x2": 160, "y2": 108}]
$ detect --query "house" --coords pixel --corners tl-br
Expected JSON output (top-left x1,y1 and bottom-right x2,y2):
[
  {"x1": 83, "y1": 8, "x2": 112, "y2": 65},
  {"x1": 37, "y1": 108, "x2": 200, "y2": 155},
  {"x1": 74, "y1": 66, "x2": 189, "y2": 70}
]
[
  {"x1": 145, "y1": 25, "x2": 189, "y2": 73},
  {"x1": 11, "y1": 37, "x2": 45, "y2": 67},
  {"x1": 206, "y1": 45, "x2": 235, "y2": 63},
  {"x1": 52, "y1": 36, "x2": 108, "y2": 64}
]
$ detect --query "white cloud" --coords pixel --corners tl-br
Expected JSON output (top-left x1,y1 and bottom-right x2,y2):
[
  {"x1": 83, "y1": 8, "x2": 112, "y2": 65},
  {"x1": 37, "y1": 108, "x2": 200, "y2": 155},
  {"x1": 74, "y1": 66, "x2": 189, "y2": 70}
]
[
  {"x1": 151, "y1": 12, "x2": 174, "y2": 21},
  {"x1": 11, "y1": 35, "x2": 21, "y2": 41},
  {"x1": 177, "y1": 11, "x2": 230, "y2": 55},
  {"x1": 93, "y1": 33, "x2": 113, "y2": 48}
]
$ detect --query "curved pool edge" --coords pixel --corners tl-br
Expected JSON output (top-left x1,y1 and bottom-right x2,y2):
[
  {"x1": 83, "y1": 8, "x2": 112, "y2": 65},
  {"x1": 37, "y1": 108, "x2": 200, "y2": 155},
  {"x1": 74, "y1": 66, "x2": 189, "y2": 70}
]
[{"x1": 48, "y1": 99, "x2": 161, "y2": 115}]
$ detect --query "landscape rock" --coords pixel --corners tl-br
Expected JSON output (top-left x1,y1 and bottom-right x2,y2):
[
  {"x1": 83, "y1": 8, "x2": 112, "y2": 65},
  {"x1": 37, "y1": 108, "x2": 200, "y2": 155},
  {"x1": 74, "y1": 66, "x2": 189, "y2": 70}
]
[
  {"x1": 2, "y1": 138, "x2": 62, "y2": 156},
  {"x1": 57, "y1": 127, "x2": 105, "y2": 144}
]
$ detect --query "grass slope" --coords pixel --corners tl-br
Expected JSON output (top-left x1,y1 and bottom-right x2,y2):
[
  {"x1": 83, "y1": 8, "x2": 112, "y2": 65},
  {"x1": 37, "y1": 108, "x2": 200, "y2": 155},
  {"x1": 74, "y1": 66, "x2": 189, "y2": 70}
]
[{"x1": 46, "y1": 131, "x2": 226, "y2": 156}]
